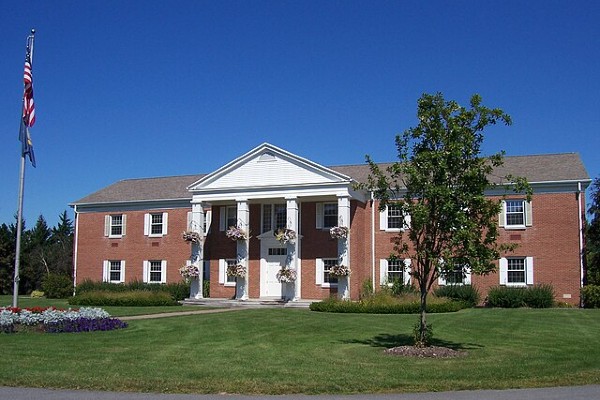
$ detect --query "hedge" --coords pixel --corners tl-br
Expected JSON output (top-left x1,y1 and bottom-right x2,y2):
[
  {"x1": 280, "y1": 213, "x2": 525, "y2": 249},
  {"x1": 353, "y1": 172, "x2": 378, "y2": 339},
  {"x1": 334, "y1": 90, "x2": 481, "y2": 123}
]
[{"x1": 69, "y1": 290, "x2": 179, "y2": 307}]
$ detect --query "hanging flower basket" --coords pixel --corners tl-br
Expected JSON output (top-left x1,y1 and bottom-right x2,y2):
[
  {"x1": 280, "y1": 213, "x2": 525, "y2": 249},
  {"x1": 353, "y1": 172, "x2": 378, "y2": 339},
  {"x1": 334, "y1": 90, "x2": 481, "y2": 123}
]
[
  {"x1": 178, "y1": 264, "x2": 200, "y2": 280},
  {"x1": 225, "y1": 226, "x2": 249, "y2": 241},
  {"x1": 329, "y1": 264, "x2": 351, "y2": 277},
  {"x1": 276, "y1": 267, "x2": 297, "y2": 283},
  {"x1": 330, "y1": 226, "x2": 349, "y2": 239},
  {"x1": 226, "y1": 264, "x2": 247, "y2": 278},
  {"x1": 275, "y1": 228, "x2": 297, "y2": 244},
  {"x1": 182, "y1": 230, "x2": 201, "y2": 244}
]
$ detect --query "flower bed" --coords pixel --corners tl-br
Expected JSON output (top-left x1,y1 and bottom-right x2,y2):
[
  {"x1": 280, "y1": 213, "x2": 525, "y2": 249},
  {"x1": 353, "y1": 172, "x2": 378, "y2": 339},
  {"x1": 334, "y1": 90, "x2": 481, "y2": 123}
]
[{"x1": 0, "y1": 306, "x2": 127, "y2": 334}]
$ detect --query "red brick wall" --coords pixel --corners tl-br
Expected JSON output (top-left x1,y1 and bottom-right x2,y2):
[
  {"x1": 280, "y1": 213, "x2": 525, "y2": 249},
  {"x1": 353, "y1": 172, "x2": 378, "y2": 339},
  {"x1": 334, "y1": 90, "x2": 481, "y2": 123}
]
[{"x1": 74, "y1": 208, "x2": 191, "y2": 285}]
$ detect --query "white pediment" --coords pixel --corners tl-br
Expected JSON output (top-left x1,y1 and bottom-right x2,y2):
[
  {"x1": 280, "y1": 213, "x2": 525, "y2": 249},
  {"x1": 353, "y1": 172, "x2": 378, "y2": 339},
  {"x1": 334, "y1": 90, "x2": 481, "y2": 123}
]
[{"x1": 188, "y1": 143, "x2": 352, "y2": 192}]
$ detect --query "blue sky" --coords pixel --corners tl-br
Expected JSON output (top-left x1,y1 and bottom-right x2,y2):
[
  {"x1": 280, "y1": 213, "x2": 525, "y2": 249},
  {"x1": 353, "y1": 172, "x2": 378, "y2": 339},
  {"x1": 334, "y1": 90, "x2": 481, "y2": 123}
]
[{"x1": 1, "y1": 1, "x2": 599, "y2": 228}]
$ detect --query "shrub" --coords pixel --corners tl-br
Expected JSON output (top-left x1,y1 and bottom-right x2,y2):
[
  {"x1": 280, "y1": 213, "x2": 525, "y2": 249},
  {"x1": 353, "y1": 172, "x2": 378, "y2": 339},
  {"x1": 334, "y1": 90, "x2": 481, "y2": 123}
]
[
  {"x1": 434, "y1": 285, "x2": 480, "y2": 307},
  {"x1": 69, "y1": 290, "x2": 179, "y2": 307},
  {"x1": 487, "y1": 285, "x2": 555, "y2": 308},
  {"x1": 581, "y1": 285, "x2": 600, "y2": 308},
  {"x1": 42, "y1": 274, "x2": 73, "y2": 299},
  {"x1": 203, "y1": 280, "x2": 210, "y2": 298},
  {"x1": 30, "y1": 290, "x2": 45, "y2": 298},
  {"x1": 75, "y1": 280, "x2": 190, "y2": 301},
  {"x1": 413, "y1": 320, "x2": 433, "y2": 348},
  {"x1": 523, "y1": 284, "x2": 554, "y2": 308},
  {"x1": 360, "y1": 278, "x2": 374, "y2": 300},
  {"x1": 309, "y1": 294, "x2": 465, "y2": 314}
]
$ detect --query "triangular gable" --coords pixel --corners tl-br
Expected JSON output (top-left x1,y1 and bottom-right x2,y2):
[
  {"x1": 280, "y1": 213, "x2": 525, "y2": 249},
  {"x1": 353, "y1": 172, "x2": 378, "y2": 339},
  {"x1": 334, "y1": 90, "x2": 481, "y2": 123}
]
[{"x1": 188, "y1": 143, "x2": 353, "y2": 192}]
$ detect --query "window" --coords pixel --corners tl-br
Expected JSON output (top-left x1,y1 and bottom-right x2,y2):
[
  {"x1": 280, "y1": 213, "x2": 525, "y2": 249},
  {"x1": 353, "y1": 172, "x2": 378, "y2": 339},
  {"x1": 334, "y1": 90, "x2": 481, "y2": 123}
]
[
  {"x1": 262, "y1": 204, "x2": 286, "y2": 233},
  {"x1": 379, "y1": 204, "x2": 411, "y2": 231},
  {"x1": 218, "y1": 259, "x2": 237, "y2": 286},
  {"x1": 316, "y1": 258, "x2": 338, "y2": 287},
  {"x1": 438, "y1": 260, "x2": 471, "y2": 285},
  {"x1": 499, "y1": 257, "x2": 534, "y2": 286},
  {"x1": 268, "y1": 248, "x2": 287, "y2": 256},
  {"x1": 219, "y1": 206, "x2": 238, "y2": 231},
  {"x1": 316, "y1": 203, "x2": 338, "y2": 229},
  {"x1": 144, "y1": 212, "x2": 168, "y2": 237},
  {"x1": 379, "y1": 258, "x2": 411, "y2": 285},
  {"x1": 500, "y1": 200, "x2": 532, "y2": 229},
  {"x1": 143, "y1": 260, "x2": 166, "y2": 283},
  {"x1": 104, "y1": 214, "x2": 126, "y2": 238},
  {"x1": 103, "y1": 260, "x2": 125, "y2": 283}
]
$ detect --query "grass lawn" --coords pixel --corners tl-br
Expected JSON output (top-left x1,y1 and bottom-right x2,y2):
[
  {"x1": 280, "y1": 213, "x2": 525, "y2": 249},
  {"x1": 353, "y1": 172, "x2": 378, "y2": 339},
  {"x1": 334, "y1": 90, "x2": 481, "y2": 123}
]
[
  {"x1": 0, "y1": 306, "x2": 599, "y2": 394},
  {"x1": 0, "y1": 295, "x2": 207, "y2": 317}
]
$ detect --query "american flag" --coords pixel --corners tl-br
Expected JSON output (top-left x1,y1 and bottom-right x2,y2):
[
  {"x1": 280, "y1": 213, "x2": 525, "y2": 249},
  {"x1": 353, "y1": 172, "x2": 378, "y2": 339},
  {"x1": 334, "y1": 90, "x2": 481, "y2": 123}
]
[{"x1": 22, "y1": 42, "x2": 35, "y2": 127}]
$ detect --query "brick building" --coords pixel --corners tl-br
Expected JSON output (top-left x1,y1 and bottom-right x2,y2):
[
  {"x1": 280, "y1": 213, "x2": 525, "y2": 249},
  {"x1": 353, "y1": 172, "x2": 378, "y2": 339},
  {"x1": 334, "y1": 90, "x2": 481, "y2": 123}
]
[{"x1": 71, "y1": 143, "x2": 590, "y2": 305}]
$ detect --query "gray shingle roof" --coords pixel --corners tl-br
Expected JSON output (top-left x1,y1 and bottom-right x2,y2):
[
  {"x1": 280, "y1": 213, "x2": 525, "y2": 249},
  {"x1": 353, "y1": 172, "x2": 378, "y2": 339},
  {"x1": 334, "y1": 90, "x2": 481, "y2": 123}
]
[{"x1": 71, "y1": 153, "x2": 589, "y2": 206}]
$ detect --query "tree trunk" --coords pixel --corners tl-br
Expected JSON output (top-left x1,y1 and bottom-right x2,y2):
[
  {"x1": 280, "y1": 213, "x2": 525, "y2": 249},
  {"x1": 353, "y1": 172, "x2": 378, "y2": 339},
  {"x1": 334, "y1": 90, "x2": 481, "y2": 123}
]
[{"x1": 418, "y1": 286, "x2": 428, "y2": 347}]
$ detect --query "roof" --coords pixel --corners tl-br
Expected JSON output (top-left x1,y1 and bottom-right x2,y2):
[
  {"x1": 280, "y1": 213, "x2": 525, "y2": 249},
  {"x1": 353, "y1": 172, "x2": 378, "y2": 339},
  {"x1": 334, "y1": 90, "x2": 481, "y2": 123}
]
[{"x1": 71, "y1": 153, "x2": 589, "y2": 206}]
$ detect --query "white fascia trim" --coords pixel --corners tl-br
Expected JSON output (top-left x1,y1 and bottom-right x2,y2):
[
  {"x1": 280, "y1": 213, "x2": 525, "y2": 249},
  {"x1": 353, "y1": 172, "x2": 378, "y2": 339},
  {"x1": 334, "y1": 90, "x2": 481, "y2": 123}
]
[{"x1": 71, "y1": 199, "x2": 191, "y2": 213}]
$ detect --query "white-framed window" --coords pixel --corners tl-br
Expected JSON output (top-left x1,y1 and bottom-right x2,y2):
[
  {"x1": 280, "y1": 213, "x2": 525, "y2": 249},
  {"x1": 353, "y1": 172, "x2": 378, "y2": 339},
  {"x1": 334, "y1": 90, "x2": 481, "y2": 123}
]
[
  {"x1": 104, "y1": 214, "x2": 126, "y2": 238},
  {"x1": 316, "y1": 258, "x2": 338, "y2": 287},
  {"x1": 144, "y1": 212, "x2": 168, "y2": 237},
  {"x1": 218, "y1": 259, "x2": 237, "y2": 286},
  {"x1": 438, "y1": 260, "x2": 471, "y2": 285},
  {"x1": 219, "y1": 206, "x2": 238, "y2": 231},
  {"x1": 379, "y1": 258, "x2": 411, "y2": 285},
  {"x1": 316, "y1": 203, "x2": 338, "y2": 229},
  {"x1": 143, "y1": 260, "x2": 167, "y2": 283},
  {"x1": 103, "y1": 260, "x2": 125, "y2": 283},
  {"x1": 379, "y1": 204, "x2": 411, "y2": 231},
  {"x1": 499, "y1": 256, "x2": 534, "y2": 286},
  {"x1": 261, "y1": 203, "x2": 286, "y2": 233},
  {"x1": 499, "y1": 200, "x2": 532, "y2": 229}
]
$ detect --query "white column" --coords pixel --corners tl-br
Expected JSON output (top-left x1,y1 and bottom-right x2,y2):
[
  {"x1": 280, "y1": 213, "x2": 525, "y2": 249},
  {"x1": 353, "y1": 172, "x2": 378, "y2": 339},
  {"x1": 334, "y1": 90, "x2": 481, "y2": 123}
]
[
  {"x1": 236, "y1": 199, "x2": 250, "y2": 300},
  {"x1": 337, "y1": 195, "x2": 351, "y2": 300},
  {"x1": 286, "y1": 196, "x2": 300, "y2": 301},
  {"x1": 190, "y1": 202, "x2": 206, "y2": 299}
]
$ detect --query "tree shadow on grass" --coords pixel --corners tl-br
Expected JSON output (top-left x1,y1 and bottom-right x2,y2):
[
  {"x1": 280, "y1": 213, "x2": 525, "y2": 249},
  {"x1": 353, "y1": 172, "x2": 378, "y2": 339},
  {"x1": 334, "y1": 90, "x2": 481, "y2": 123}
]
[{"x1": 343, "y1": 333, "x2": 484, "y2": 351}]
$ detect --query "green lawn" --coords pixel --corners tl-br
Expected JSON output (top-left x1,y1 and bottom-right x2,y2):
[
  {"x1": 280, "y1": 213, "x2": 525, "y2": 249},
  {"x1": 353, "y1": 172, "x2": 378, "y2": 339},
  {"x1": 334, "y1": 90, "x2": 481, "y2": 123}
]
[{"x1": 0, "y1": 305, "x2": 599, "y2": 394}]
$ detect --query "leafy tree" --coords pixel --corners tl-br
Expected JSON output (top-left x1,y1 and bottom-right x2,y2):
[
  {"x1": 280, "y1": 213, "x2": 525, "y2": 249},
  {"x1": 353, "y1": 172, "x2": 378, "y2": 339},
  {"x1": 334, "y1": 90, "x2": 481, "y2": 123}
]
[
  {"x1": 366, "y1": 93, "x2": 529, "y2": 346},
  {"x1": 21, "y1": 215, "x2": 51, "y2": 293},
  {"x1": 587, "y1": 178, "x2": 600, "y2": 285}
]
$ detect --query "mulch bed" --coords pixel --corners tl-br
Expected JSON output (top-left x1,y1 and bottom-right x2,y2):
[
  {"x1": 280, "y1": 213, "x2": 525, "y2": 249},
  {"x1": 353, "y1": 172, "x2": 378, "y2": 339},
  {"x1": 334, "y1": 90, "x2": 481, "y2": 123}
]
[{"x1": 384, "y1": 345, "x2": 468, "y2": 358}]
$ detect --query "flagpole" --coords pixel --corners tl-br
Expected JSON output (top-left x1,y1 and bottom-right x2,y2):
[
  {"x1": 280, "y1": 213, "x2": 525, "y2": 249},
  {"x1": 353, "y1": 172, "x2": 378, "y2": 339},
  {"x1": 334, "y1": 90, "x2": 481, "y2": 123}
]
[{"x1": 13, "y1": 29, "x2": 36, "y2": 308}]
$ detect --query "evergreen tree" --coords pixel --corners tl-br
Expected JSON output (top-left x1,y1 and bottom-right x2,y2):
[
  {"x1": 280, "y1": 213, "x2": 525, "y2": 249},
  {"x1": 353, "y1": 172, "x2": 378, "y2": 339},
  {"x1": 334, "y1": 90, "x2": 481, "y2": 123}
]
[{"x1": 587, "y1": 178, "x2": 600, "y2": 285}]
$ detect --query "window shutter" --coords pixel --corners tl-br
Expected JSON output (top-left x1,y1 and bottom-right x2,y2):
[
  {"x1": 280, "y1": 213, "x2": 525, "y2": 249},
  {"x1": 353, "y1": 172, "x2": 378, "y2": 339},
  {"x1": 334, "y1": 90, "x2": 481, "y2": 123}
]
[
  {"x1": 403, "y1": 213, "x2": 411, "y2": 230},
  {"x1": 104, "y1": 216, "x2": 110, "y2": 237},
  {"x1": 205, "y1": 210, "x2": 212, "y2": 234},
  {"x1": 162, "y1": 212, "x2": 168, "y2": 235},
  {"x1": 120, "y1": 261, "x2": 126, "y2": 283},
  {"x1": 498, "y1": 201, "x2": 506, "y2": 228},
  {"x1": 102, "y1": 261, "x2": 109, "y2": 282},
  {"x1": 142, "y1": 261, "x2": 149, "y2": 283},
  {"x1": 187, "y1": 212, "x2": 193, "y2": 230},
  {"x1": 464, "y1": 268, "x2": 472, "y2": 285},
  {"x1": 316, "y1": 203, "x2": 324, "y2": 229},
  {"x1": 144, "y1": 214, "x2": 150, "y2": 236},
  {"x1": 526, "y1": 257, "x2": 534, "y2": 285},
  {"x1": 161, "y1": 260, "x2": 167, "y2": 283},
  {"x1": 219, "y1": 207, "x2": 226, "y2": 231},
  {"x1": 316, "y1": 258, "x2": 324, "y2": 285},
  {"x1": 525, "y1": 201, "x2": 533, "y2": 227},
  {"x1": 218, "y1": 259, "x2": 226, "y2": 284},
  {"x1": 379, "y1": 259, "x2": 388, "y2": 285},
  {"x1": 438, "y1": 258, "x2": 446, "y2": 285},
  {"x1": 499, "y1": 257, "x2": 508, "y2": 284},
  {"x1": 121, "y1": 215, "x2": 127, "y2": 236},
  {"x1": 379, "y1": 207, "x2": 387, "y2": 231},
  {"x1": 204, "y1": 260, "x2": 211, "y2": 280},
  {"x1": 403, "y1": 259, "x2": 412, "y2": 285}
]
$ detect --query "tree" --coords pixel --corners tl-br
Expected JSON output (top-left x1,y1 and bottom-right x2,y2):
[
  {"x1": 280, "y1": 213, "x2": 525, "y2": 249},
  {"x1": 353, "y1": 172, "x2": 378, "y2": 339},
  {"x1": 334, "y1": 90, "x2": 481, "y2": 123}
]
[
  {"x1": 586, "y1": 178, "x2": 600, "y2": 285},
  {"x1": 48, "y1": 211, "x2": 74, "y2": 277},
  {"x1": 366, "y1": 93, "x2": 529, "y2": 346}
]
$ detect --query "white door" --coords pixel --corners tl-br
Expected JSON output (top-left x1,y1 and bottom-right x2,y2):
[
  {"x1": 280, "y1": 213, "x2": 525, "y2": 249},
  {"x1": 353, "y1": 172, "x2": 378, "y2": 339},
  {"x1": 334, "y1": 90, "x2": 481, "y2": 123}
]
[{"x1": 260, "y1": 248, "x2": 286, "y2": 298}]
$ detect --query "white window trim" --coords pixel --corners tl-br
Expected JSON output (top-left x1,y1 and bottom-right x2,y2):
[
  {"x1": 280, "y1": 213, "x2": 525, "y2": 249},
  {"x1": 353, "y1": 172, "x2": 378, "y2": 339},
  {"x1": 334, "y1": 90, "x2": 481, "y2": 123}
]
[
  {"x1": 379, "y1": 258, "x2": 411, "y2": 286},
  {"x1": 500, "y1": 200, "x2": 532, "y2": 230},
  {"x1": 143, "y1": 260, "x2": 167, "y2": 284},
  {"x1": 144, "y1": 212, "x2": 168, "y2": 237},
  {"x1": 218, "y1": 259, "x2": 236, "y2": 287},
  {"x1": 219, "y1": 206, "x2": 238, "y2": 231},
  {"x1": 316, "y1": 258, "x2": 338, "y2": 288},
  {"x1": 102, "y1": 260, "x2": 125, "y2": 283},
  {"x1": 316, "y1": 203, "x2": 338, "y2": 230},
  {"x1": 104, "y1": 214, "x2": 126, "y2": 238},
  {"x1": 379, "y1": 205, "x2": 411, "y2": 232},
  {"x1": 438, "y1": 264, "x2": 472, "y2": 286},
  {"x1": 499, "y1": 256, "x2": 534, "y2": 286}
]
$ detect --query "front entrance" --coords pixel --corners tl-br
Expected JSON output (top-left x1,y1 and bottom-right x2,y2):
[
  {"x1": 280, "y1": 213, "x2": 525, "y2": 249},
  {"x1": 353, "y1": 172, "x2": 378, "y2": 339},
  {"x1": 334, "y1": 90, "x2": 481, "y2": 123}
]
[{"x1": 260, "y1": 247, "x2": 286, "y2": 298}]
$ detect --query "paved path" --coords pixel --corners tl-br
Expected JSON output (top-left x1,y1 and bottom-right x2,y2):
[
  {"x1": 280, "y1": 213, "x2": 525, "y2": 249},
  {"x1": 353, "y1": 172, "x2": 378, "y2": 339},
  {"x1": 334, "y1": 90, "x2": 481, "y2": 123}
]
[
  {"x1": 119, "y1": 308, "x2": 241, "y2": 320},
  {"x1": 1, "y1": 385, "x2": 599, "y2": 400}
]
